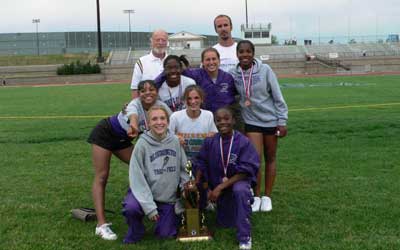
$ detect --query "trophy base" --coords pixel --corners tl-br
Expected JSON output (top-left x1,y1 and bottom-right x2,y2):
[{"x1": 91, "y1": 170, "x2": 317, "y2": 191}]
[
  {"x1": 177, "y1": 232, "x2": 213, "y2": 242},
  {"x1": 177, "y1": 198, "x2": 213, "y2": 242}
]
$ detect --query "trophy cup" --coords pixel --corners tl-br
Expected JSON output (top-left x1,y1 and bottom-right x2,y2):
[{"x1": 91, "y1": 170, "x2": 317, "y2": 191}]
[{"x1": 177, "y1": 161, "x2": 212, "y2": 242}]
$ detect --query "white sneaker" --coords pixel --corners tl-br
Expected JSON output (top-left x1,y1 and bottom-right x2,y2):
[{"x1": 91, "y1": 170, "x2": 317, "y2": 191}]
[
  {"x1": 205, "y1": 202, "x2": 216, "y2": 212},
  {"x1": 260, "y1": 196, "x2": 272, "y2": 212},
  {"x1": 239, "y1": 237, "x2": 252, "y2": 250},
  {"x1": 95, "y1": 223, "x2": 117, "y2": 240},
  {"x1": 251, "y1": 197, "x2": 261, "y2": 212}
]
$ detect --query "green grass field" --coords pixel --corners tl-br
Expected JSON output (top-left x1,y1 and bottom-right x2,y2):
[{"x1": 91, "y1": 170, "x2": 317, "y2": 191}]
[{"x1": 1, "y1": 75, "x2": 399, "y2": 250}]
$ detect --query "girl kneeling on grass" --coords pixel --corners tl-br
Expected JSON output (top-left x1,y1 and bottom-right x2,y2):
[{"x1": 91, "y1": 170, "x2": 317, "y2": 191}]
[
  {"x1": 122, "y1": 105, "x2": 190, "y2": 243},
  {"x1": 195, "y1": 107, "x2": 259, "y2": 250},
  {"x1": 87, "y1": 80, "x2": 171, "y2": 240},
  {"x1": 230, "y1": 40, "x2": 288, "y2": 213}
]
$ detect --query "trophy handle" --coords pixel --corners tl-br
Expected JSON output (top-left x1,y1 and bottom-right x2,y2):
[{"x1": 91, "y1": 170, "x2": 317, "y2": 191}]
[
  {"x1": 180, "y1": 213, "x2": 186, "y2": 231},
  {"x1": 185, "y1": 160, "x2": 194, "y2": 180}
]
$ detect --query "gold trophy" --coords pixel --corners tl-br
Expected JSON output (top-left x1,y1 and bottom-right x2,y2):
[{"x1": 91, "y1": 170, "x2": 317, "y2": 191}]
[{"x1": 177, "y1": 161, "x2": 212, "y2": 242}]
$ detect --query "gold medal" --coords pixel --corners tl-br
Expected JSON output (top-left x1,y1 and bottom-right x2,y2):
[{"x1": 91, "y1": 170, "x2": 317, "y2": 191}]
[
  {"x1": 245, "y1": 99, "x2": 251, "y2": 107},
  {"x1": 222, "y1": 177, "x2": 228, "y2": 183}
]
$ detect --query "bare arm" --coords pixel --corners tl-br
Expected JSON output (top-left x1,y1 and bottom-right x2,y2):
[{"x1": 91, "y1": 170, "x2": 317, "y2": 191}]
[{"x1": 127, "y1": 114, "x2": 140, "y2": 138}]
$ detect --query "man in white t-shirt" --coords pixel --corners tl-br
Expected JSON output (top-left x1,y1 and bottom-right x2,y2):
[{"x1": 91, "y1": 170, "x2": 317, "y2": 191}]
[
  {"x1": 212, "y1": 14, "x2": 238, "y2": 72},
  {"x1": 130, "y1": 29, "x2": 168, "y2": 99}
]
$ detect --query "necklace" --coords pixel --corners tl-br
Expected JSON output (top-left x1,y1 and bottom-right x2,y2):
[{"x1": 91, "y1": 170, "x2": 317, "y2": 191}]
[
  {"x1": 240, "y1": 65, "x2": 253, "y2": 107},
  {"x1": 167, "y1": 83, "x2": 183, "y2": 111},
  {"x1": 139, "y1": 101, "x2": 148, "y2": 130},
  {"x1": 219, "y1": 131, "x2": 234, "y2": 182}
]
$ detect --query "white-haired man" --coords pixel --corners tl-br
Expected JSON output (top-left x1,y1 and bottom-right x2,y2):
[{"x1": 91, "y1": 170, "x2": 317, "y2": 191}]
[{"x1": 130, "y1": 29, "x2": 168, "y2": 99}]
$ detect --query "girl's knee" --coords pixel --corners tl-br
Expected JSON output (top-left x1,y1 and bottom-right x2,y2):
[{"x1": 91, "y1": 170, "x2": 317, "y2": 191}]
[
  {"x1": 94, "y1": 167, "x2": 110, "y2": 185},
  {"x1": 123, "y1": 203, "x2": 142, "y2": 218},
  {"x1": 93, "y1": 174, "x2": 108, "y2": 189},
  {"x1": 122, "y1": 195, "x2": 143, "y2": 218},
  {"x1": 265, "y1": 161, "x2": 277, "y2": 174},
  {"x1": 264, "y1": 152, "x2": 276, "y2": 164}
]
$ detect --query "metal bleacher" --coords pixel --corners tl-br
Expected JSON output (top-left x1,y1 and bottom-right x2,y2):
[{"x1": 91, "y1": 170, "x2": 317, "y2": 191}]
[
  {"x1": 107, "y1": 42, "x2": 400, "y2": 65},
  {"x1": 108, "y1": 47, "x2": 204, "y2": 65},
  {"x1": 255, "y1": 42, "x2": 400, "y2": 61}
]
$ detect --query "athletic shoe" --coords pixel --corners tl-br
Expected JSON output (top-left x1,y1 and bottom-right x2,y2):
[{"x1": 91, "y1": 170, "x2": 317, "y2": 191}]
[
  {"x1": 205, "y1": 202, "x2": 216, "y2": 212},
  {"x1": 239, "y1": 237, "x2": 252, "y2": 250},
  {"x1": 95, "y1": 223, "x2": 117, "y2": 240},
  {"x1": 260, "y1": 196, "x2": 272, "y2": 212},
  {"x1": 251, "y1": 197, "x2": 261, "y2": 212}
]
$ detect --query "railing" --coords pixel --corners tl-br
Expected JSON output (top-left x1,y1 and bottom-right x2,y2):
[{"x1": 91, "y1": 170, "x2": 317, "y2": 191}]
[
  {"x1": 105, "y1": 42, "x2": 400, "y2": 65},
  {"x1": 313, "y1": 55, "x2": 351, "y2": 71}
]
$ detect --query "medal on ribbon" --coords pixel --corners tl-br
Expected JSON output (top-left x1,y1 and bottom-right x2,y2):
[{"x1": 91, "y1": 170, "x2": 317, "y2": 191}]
[
  {"x1": 167, "y1": 82, "x2": 183, "y2": 112},
  {"x1": 220, "y1": 131, "x2": 234, "y2": 183},
  {"x1": 240, "y1": 66, "x2": 253, "y2": 107},
  {"x1": 139, "y1": 102, "x2": 148, "y2": 131}
]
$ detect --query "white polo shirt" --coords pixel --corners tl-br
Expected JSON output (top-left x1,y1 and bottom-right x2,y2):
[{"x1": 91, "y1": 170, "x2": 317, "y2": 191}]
[
  {"x1": 213, "y1": 42, "x2": 238, "y2": 73},
  {"x1": 130, "y1": 51, "x2": 167, "y2": 90}
]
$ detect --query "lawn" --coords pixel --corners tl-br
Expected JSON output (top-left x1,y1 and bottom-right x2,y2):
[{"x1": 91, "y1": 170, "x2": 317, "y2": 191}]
[{"x1": 0, "y1": 75, "x2": 399, "y2": 250}]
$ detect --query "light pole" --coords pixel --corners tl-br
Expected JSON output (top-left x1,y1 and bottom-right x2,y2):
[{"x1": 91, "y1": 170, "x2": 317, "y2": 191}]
[
  {"x1": 96, "y1": 0, "x2": 104, "y2": 62},
  {"x1": 123, "y1": 9, "x2": 135, "y2": 48},
  {"x1": 347, "y1": 0, "x2": 352, "y2": 43},
  {"x1": 245, "y1": 0, "x2": 248, "y2": 28},
  {"x1": 318, "y1": 16, "x2": 321, "y2": 45},
  {"x1": 32, "y1": 19, "x2": 40, "y2": 56},
  {"x1": 375, "y1": 14, "x2": 378, "y2": 43}
]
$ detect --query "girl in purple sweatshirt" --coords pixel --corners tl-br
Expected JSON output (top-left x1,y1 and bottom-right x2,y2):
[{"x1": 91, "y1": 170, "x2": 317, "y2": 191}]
[{"x1": 195, "y1": 107, "x2": 259, "y2": 250}]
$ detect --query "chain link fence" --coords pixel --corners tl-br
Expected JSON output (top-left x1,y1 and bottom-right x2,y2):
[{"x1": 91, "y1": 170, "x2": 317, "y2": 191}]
[{"x1": 0, "y1": 32, "x2": 219, "y2": 56}]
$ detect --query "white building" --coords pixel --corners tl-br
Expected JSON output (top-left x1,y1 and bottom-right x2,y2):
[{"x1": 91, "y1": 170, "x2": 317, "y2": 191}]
[
  {"x1": 168, "y1": 31, "x2": 206, "y2": 50},
  {"x1": 240, "y1": 23, "x2": 272, "y2": 45}
]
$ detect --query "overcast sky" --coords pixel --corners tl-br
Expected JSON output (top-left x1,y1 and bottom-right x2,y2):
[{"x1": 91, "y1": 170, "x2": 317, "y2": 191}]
[{"x1": 1, "y1": 0, "x2": 399, "y2": 40}]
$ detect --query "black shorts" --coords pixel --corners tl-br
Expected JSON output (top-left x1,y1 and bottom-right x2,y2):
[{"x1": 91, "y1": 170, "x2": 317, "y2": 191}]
[
  {"x1": 244, "y1": 123, "x2": 277, "y2": 135},
  {"x1": 87, "y1": 118, "x2": 133, "y2": 151}
]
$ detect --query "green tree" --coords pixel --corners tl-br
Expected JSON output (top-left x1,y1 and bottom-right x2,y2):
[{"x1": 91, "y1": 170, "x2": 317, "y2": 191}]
[{"x1": 271, "y1": 35, "x2": 279, "y2": 45}]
